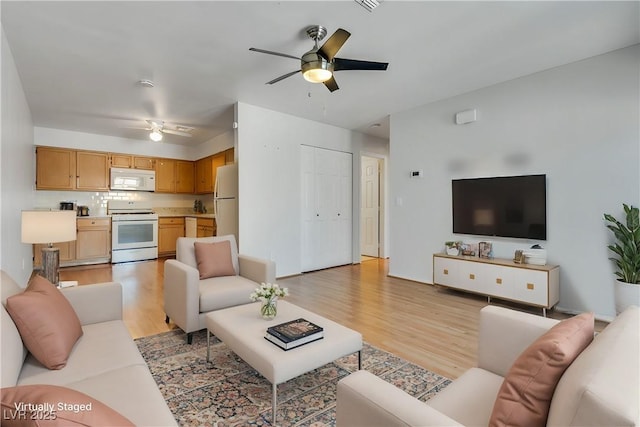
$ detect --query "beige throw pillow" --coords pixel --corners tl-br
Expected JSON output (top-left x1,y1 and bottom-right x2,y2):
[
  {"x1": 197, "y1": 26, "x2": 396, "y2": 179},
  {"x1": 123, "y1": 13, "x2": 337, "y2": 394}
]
[
  {"x1": 489, "y1": 312, "x2": 594, "y2": 427},
  {"x1": 5, "y1": 275, "x2": 83, "y2": 370},
  {"x1": 194, "y1": 240, "x2": 236, "y2": 279},
  {"x1": 1, "y1": 384, "x2": 134, "y2": 426}
]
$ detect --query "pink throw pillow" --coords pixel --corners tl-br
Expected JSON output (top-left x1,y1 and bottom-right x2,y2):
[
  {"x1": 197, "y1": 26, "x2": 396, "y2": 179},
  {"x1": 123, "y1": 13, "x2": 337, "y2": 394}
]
[
  {"x1": 194, "y1": 240, "x2": 236, "y2": 279},
  {"x1": 5, "y1": 275, "x2": 83, "y2": 370},
  {"x1": 0, "y1": 384, "x2": 134, "y2": 426},
  {"x1": 489, "y1": 312, "x2": 594, "y2": 427}
]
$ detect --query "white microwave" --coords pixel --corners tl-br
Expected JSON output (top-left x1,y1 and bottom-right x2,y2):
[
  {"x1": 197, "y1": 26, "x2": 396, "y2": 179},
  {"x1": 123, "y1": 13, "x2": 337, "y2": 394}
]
[{"x1": 110, "y1": 168, "x2": 156, "y2": 192}]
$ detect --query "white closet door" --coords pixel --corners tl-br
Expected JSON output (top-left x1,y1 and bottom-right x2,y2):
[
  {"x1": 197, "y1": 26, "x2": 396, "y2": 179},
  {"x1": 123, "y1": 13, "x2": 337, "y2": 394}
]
[{"x1": 301, "y1": 146, "x2": 352, "y2": 272}]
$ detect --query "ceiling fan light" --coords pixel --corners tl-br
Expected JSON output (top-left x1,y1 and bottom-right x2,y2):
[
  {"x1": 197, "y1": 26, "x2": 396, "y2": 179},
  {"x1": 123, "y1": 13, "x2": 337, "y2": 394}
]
[
  {"x1": 149, "y1": 130, "x2": 163, "y2": 142},
  {"x1": 303, "y1": 68, "x2": 333, "y2": 83}
]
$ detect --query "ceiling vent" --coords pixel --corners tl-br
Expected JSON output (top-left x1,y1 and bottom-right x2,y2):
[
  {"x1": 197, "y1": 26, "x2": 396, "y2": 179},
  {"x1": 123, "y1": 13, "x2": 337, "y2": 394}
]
[{"x1": 354, "y1": 0, "x2": 380, "y2": 12}]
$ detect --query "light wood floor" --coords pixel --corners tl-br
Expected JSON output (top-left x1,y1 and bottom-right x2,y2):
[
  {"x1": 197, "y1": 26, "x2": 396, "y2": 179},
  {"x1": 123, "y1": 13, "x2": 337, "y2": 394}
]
[{"x1": 59, "y1": 257, "x2": 604, "y2": 380}]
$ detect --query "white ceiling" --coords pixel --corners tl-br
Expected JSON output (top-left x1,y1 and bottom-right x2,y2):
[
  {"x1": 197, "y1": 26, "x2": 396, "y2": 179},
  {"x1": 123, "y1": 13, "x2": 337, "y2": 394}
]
[{"x1": 2, "y1": 1, "x2": 638, "y2": 146}]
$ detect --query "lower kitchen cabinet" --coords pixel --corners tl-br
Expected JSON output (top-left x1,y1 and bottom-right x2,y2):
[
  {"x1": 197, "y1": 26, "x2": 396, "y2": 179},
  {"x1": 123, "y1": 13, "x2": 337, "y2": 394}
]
[
  {"x1": 33, "y1": 217, "x2": 111, "y2": 268},
  {"x1": 196, "y1": 218, "x2": 216, "y2": 237},
  {"x1": 158, "y1": 217, "x2": 185, "y2": 256}
]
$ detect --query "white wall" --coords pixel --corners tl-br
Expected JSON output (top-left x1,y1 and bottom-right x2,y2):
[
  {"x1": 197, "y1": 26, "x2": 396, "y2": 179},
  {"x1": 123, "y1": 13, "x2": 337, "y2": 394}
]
[
  {"x1": 236, "y1": 102, "x2": 388, "y2": 277},
  {"x1": 1, "y1": 28, "x2": 35, "y2": 285},
  {"x1": 389, "y1": 45, "x2": 640, "y2": 320}
]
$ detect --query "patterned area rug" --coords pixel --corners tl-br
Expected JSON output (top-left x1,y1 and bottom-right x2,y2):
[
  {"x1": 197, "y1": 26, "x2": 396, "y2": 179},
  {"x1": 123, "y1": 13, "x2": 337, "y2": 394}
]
[{"x1": 135, "y1": 329, "x2": 451, "y2": 426}]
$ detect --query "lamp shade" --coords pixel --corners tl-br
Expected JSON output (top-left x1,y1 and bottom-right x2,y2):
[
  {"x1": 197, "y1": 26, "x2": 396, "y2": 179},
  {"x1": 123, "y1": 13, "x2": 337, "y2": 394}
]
[{"x1": 21, "y1": 210, "x2": 77, "y2": 244}]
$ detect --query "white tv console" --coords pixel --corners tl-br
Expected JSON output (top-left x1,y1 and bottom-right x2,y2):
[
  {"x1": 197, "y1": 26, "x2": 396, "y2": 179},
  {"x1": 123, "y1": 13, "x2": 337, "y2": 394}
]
[{"x1": 432, "y1": 253, "x2": 560, "y2": 316}]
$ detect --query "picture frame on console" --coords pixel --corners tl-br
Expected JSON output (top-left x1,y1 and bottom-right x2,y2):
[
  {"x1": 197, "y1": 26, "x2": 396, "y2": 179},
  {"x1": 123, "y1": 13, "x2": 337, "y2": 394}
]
[{"x1": 479, "y1": 242, "x2": 492, "y2": 259}]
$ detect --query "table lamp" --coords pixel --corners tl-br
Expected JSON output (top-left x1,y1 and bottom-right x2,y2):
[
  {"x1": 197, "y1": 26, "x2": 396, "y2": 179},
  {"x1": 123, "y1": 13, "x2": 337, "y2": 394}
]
[{"x1": 21, "y1": 210, "x2": 77, "y2": 285}]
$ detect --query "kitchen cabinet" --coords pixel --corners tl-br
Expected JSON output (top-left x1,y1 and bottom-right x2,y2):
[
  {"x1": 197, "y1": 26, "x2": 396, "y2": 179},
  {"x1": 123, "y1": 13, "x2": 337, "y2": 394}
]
[
  {"x1": 156, "y1": 159, "x2": 194, "y2": 193},
  {"x1": 33, "y1": 241, "x2": 76, "y2": 268},
  {"x1": 36, "y1": 146, "x2": 76, "y2": 190},
  {"x1": 158, "y1": 217, "x2": 185, "y2": 255},
  {"x1": 224, "y1": 147, "x2": 235, "y2": 164},
  {"x1": 76, "y1": 151, "x2": 110, "y2": 190},
  {"x1": 109, "y1": 155, "x2": 155, "y2": 170},
  {"x1": 133, "y1": 156, "x2": 155, "y2": 170},
  {"x1": 176, "y1": 160, "x2": 195, "y2": 193},
  {"x1": 196, "y1": 218, "x2": 216, "y2": 237},
  {"x1": 155, "y1": 158, "x2": 176, "y2": 193},
  {"x1": 195, "y1": 153, "x2": 225, "y2": 194},
  {"x1": 75, "y1": 218, "x2": 111, "y2": 262},
  {"x1": 432, "y1": 254, "x2": 560, "y2": 316},
  {"x1": 33, "y1": 217, "x2": 110, "y2": 267},
  {"x1": 36, "y1": 147, "x2": 109, "y2": 191}
]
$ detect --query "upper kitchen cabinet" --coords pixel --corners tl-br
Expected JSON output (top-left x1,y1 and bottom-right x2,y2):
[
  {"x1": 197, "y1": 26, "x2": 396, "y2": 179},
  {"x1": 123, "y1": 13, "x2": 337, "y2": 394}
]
[
  {"x1": 195, "y1": 153, "x2": 225, "y2": 194},
  {"x1": 76, "y1": 151, "x2": 109, "y2": 190},
  {"x1": 36, "y1": 147, "x2": 109, "y2": 191},
  {"x1": 36, "y1": 146, "x2": 76, "y2": 190},
  {"x1": 109, "y1": 154, "x2": 155, "y2": 170},
  {"x1": 224, "y1": 148, "x2": 235, "y2": 164},
  {"x1": 156, "y1": 159, "x2": 195, "y2": 194}
]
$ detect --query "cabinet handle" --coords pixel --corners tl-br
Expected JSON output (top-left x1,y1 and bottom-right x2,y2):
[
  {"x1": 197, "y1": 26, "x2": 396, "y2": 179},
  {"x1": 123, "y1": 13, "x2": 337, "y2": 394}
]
[
  {"x1": 469, "y1": 274, "x2": 475, "y2": 280},
  {"x1": 527, "y1": 283, "x2": 535, "y2": 290},
  {"x1": 496, "y1": 278, "x2": 502, "y2": 284},
  {"x1": 443, "y1": 269, "x2": 448, "y2": 275}
]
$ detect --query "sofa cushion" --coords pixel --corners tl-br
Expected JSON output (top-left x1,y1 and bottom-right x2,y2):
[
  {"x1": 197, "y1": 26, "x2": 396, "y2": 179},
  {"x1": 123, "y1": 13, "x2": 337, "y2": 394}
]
[
  {"x1": 547, "y1": 305, "x2": 639, "y2": 426},
  {"x1": 176, "y1": 235, "x2": 239, "y2": 274},
  {"x1": 199, "y1": 275, "x2": 257, "y2": 312},
  {"x1": 5, "y1": 275, "x2": 83, "y2": 370},
  {"x1": 1, "y1": 270, "x2": 28, "y2": 388},
  {"x1": 489, "y1": 312, "x2": 594, "y2": 427},
  {"x1": 17, "y1": 320, "x2": 144, "y2": 386},
  {"x1": 194, "y1": 240, "x2": 236, "y2": 279},
  {"x1": 0, "y1": 384, "x2": 134, "y2": 426}
]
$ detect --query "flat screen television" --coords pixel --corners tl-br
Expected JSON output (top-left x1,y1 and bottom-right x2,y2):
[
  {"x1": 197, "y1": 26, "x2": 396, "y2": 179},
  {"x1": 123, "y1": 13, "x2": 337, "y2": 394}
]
[{"x1": 452, "y1": 174, "x2": 547, "y2": 240}]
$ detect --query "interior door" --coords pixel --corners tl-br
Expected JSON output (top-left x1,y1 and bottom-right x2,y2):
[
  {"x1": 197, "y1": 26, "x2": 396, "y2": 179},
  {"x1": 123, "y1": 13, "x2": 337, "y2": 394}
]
[{"x1": 361, "y1": 156, "x2": 380, "y2": 257}]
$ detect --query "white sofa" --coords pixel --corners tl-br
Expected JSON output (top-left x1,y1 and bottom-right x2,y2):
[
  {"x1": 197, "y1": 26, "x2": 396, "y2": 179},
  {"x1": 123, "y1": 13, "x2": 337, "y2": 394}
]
[
  {"x1": 1, "y1": 270, "x2": 176, "y2": 426},
  {"x1": 337, "y1": 305, "x2": 640, "y2": 426},
  {"x1": 164, "y1": 235, "x2": 276, "y2": 343}
]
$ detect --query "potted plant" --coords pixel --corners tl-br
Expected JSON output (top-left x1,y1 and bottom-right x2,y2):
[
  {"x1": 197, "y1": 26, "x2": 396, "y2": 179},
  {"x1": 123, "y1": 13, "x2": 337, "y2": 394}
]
[
  {"x1": 445, "y1": 241, "x2": 461, "y2": 256},
  {"x1": 604, "y1": 204, "x2": 640, "y2": 314}
]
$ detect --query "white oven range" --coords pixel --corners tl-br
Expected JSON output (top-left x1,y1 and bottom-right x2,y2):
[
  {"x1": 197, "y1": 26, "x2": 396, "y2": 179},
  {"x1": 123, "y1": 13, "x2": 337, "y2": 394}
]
[{"x1": 108, "y1": 201, "x2": 158, "y2": 263}]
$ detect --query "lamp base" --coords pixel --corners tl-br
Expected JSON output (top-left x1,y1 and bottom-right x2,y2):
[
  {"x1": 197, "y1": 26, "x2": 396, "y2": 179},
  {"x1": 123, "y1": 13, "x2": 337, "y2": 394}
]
[{"x1": 40, "y1": 247, "x2": 60, "y2": 285}]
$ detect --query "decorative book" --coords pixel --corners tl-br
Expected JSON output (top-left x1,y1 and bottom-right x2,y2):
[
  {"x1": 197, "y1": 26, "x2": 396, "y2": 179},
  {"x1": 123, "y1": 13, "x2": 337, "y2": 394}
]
[
  {"x1": 264, "y1": 332, "x2": 323, "y2": 350},
  {"x1": 267, "y1": 318, "x2": 323, "y2": 343}
]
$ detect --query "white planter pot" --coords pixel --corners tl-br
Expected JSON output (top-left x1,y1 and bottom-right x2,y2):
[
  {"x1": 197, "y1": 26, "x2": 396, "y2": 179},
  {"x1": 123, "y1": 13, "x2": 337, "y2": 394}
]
[
  {"x1": 446, "y1": 247, "x2": 459, "y2": 256},
  {"x1": 614, "y1": 279, "x2": 640, "y2": 315}
]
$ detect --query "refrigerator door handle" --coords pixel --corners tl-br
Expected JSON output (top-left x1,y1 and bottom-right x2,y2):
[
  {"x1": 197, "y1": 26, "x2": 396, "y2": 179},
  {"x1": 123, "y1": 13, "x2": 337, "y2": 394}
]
[{"x1": 213, "y1": 198, "x2": 218, "y2": 218}]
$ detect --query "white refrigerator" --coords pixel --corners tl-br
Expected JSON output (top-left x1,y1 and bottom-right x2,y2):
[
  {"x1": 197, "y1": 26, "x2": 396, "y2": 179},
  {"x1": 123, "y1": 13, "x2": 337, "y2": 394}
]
[{"x1": 214, "y1": 164, "x2": 238, "y2": 242}]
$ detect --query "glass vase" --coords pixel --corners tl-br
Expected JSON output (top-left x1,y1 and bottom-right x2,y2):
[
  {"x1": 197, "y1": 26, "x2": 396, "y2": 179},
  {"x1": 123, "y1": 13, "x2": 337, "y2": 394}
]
[{"x1": 261, "y1": 297, "x2": 278, "y2": 320}]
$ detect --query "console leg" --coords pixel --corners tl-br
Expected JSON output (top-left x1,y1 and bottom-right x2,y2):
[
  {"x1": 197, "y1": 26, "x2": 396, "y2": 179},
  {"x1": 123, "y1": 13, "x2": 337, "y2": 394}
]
[{"x1": 542, "y1": 307, "x2": 547, "y2": 317}]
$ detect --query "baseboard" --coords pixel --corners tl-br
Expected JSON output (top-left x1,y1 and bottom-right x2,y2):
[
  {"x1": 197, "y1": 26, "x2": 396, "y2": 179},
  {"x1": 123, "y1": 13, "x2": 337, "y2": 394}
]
[{"x1": 554, "y1": 305, "x2": 614, "y2": 323}]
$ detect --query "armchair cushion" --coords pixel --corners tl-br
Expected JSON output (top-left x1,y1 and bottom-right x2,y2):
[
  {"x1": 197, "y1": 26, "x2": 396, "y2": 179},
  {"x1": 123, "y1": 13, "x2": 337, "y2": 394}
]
[
  {"x1": 5, "y1": 275, "x2": 83, "y2": 370},
  {"x1": 177, "y1": 235, "x2": 240, "y2": 275},
  {"x1": 489, "y1": 312, "x2": 594, "y2": 427},
  {"x1": 194, "y1": 240, "x2": 236, "y2": 279}
]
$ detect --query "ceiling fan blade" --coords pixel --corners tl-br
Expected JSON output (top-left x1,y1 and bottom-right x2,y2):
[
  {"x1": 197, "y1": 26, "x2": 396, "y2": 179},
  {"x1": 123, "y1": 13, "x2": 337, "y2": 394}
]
[
  {"x1": 333, "y1": 57, "x2": 389, "y2": 71},
  {"x1": 266, "y1": 70, "x2": 301, "y2": 85},
  {"x1": 323, "y1": 76, "x2": 339, "y2": 92},
  {"x1": 249, "y1": 48, "x2": 299, "y2": 60},
  {"x1": 162, "y1": 129, "x2": 192, "y2": 137},
  {"x1": 318, "y1": 28, "x2": 350, "y2": 61}
]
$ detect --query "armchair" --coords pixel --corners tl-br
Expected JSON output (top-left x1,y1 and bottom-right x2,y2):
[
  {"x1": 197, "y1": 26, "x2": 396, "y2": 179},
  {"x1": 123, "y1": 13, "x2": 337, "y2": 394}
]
[{"x1": 164, "y1": 235, "x2": 275, "y2": 343}]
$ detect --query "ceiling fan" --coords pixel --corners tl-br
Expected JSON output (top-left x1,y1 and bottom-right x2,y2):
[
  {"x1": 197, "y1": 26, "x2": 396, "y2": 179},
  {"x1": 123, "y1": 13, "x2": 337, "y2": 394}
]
[
  {"x1": 250, "y1": 25, "x2": 389, "y2": 92},
  {"x1": 131, "y1": 120, "x2": 194, "y2": 142}
]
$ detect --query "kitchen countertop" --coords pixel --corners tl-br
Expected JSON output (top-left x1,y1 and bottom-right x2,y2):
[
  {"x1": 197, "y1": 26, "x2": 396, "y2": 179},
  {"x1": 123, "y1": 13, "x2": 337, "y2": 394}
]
[{"x1": 154, "y1": 207, "x2": 215, "y2": 219}]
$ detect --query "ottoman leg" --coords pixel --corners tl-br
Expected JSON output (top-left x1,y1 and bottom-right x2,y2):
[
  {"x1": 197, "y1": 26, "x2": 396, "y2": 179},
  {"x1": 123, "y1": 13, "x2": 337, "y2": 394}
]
[
  {"x1": 206, "y1": 330, "x2": 211, "y2": 362},
  {"x1": 272, "y1": 382, "x2": 277, "y2": 426}
]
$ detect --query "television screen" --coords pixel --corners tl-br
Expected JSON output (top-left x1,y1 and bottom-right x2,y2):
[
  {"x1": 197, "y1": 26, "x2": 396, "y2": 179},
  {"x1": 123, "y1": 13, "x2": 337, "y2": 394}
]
[{"x1": 452, "y1": 174, "x2": 547, "y2": 240}]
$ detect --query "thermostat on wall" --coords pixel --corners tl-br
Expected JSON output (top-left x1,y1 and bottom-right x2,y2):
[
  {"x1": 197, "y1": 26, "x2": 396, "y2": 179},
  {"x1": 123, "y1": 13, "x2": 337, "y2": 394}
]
[{"x1": 410, "y1": 170, "x2": 424, "y2": 178}]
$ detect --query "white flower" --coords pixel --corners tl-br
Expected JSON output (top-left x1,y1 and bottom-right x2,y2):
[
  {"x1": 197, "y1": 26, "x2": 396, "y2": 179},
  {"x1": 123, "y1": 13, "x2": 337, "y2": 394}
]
[{"x1": 250, "y1": 282, "x2": 288, "y2": 301}]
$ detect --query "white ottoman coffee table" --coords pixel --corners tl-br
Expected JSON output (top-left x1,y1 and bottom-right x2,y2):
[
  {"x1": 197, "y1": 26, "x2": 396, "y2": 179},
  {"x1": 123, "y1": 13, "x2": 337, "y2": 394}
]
[{"x1": 205, "y1": 300, "x2": 362, "y2": 425}]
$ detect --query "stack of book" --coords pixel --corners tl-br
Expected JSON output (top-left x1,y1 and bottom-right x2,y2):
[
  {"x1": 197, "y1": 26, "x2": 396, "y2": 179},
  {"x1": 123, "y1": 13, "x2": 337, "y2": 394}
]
[{"x1": 265, "y1": 318, "x2": 324, "y2": 350}]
